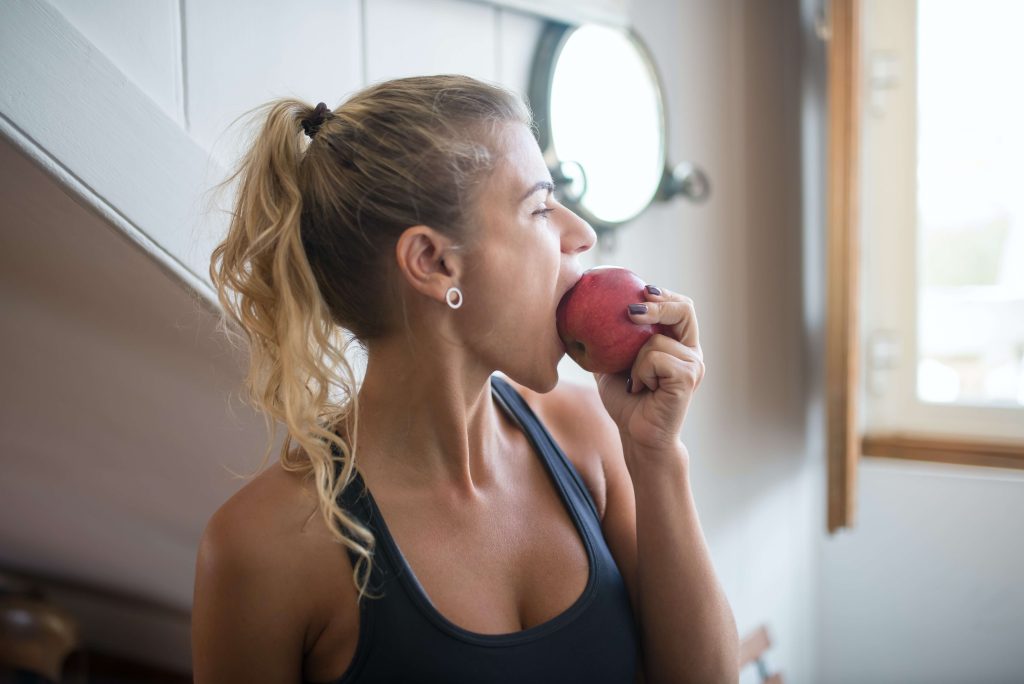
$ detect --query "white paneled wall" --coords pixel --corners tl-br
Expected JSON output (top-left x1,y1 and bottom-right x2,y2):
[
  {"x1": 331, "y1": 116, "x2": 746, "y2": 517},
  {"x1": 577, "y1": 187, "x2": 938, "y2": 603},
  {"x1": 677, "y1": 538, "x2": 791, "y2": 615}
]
[
  {"x1": 184, "y1": 0, "x2": 363, "y2": 170},
  {"x1": 39, "y1": 0, "x2": 552, "y2": 197},
  {"x1": 365, "y1": 0, "x2": 498, "y2": 84},
  {"x1": 46, "y1": 0, "x2": 184, "y2": 124}
]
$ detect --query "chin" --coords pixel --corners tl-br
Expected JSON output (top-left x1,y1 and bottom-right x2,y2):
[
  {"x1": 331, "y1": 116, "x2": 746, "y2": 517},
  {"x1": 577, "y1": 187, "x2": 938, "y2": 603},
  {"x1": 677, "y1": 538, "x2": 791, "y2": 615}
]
[
  {"x1": 496, "y1": 333, "x2": 564, "y2": 394},
  {"x1": 536, "y1": 373, "x2": 560, "y2": 394},
  {"x1": 534, "y1": 363, "x2": 562, "y2": 394},
  {"x1": 501, "y1": 364, "x2": 559, "y2": 395}
]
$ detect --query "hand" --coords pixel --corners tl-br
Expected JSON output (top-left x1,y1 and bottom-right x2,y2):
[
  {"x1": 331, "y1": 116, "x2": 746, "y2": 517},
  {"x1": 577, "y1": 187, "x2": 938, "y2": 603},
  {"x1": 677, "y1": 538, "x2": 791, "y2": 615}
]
[{"x1": 592, "y1": 286, "x2": 705, "y2": 454}]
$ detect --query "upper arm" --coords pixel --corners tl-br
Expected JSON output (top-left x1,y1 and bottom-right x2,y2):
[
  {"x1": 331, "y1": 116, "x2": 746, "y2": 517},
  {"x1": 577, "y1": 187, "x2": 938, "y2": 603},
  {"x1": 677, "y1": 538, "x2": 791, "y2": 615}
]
[{"x1": 191, "y1": 501, "x2": 308, "y2": 683}]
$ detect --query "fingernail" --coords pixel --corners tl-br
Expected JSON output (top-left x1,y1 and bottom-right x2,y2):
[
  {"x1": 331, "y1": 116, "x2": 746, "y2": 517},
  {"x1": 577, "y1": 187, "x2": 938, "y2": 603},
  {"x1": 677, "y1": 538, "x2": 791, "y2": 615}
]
[
  {"x1": 626, "y1": 376, "x2": 633, "y2": 393},
  {"x1": 646, "y1": 285, "x2": 662, "y2": 296},
  {"x1": 628, "y1": 303, "x2": 648, "y2": 315}
]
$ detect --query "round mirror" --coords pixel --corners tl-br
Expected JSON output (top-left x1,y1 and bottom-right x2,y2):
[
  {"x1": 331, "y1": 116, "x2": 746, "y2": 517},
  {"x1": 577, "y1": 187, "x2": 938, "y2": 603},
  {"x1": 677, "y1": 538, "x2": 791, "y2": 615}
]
[{"x1": 530, "y1": 23, "x2": 667, "y2": 231}]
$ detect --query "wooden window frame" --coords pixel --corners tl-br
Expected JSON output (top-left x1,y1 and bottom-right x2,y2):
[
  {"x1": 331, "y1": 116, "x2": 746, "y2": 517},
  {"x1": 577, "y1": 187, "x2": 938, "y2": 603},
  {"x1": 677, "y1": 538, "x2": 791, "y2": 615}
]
[
  {"x1": 826, "y1": 0, "x2": 1024, "y2": 534},
  {"x1": 861, "y1": 433, "x2": 1024, "y2": 471},
  {"x1": 826, "y1": 0, "x2": 863, "y2": 533}
]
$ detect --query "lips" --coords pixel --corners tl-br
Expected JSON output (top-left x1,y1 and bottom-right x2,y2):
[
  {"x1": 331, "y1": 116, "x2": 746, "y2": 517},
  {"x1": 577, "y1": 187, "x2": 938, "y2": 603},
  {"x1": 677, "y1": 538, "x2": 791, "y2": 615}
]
[
  {"x1": 552, "y1": 272, "x2": 585, "y2": 358},
  {"x1": 554, "y1": 272, "x2": 583, "y2": 356},
  {"x1": 557, "y1": 272, "x2": 584, "y2": 303}
]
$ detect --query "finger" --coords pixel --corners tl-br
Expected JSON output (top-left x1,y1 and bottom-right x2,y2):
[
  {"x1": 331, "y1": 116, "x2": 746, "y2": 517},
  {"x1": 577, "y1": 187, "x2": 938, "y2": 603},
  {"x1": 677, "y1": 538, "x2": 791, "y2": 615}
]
[
  {"x1": 629, "y1": 348, "x2": 702, "y2": 396},
  {"x1": 641, "y1": 285, "x2": 690, "y2": 306},
  {"x1": 629, "y1": 335, "x2": 705, "y2": 393},
  {"x1": 634, "y1": 327, "x2": 700, "y2": 360},
  {"x1": 635, "y1": 329, "x2": 704, "y2": 365},
  {"x1": 626, "y1": 293, "x2": 700, "y2": 349}
]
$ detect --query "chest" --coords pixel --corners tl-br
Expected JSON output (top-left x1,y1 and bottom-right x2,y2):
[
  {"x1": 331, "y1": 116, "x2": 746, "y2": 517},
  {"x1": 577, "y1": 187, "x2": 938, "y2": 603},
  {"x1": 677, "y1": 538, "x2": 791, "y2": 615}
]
[
  {"x1": 303, "y1": 448, "x2": 596, "y2": 682},
  {"x1": 301, "y1": 395, "x2": 606, "y2": 682},
  {"x1": 375, "y1": 450, "x2": 592, "y2": 635}
]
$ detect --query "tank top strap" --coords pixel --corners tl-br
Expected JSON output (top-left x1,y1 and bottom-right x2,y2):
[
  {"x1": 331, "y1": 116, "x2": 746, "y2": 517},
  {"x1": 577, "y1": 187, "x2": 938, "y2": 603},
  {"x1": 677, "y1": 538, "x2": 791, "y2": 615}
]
[
  {"x1": 329, "y1": 440, "x2": 395, "y2": 597},
  {"x1": 489, "y1": 374, "x2": 602, "y2": 525}
]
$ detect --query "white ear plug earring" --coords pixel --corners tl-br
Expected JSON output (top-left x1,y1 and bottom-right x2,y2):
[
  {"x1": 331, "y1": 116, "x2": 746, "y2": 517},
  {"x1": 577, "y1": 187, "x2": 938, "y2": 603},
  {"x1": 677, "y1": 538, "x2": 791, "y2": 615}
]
[{"x1": 446, "y1": 286, "x2": 463, "y2": 309}]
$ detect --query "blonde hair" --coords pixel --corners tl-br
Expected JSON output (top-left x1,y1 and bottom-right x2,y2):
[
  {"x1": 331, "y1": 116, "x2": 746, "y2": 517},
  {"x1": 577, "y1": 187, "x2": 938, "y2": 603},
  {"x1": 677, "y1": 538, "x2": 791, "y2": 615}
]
[{"x1": 207, "y1": 75, "x2": 533, "y2": 603}]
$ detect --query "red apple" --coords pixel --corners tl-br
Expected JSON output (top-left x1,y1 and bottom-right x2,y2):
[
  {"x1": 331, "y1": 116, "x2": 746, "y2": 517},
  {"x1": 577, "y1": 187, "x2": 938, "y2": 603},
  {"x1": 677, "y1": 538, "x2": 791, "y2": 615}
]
[{"x1": 556, "y1": 266, "x2": 671, "y2": 374}]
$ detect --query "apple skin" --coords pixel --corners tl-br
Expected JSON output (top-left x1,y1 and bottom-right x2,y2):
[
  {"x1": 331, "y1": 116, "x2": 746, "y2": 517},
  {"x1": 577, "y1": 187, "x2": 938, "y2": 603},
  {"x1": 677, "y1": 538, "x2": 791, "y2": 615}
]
[{"x1": 556, "y1": 266, "x2": 672, "y2": 374}]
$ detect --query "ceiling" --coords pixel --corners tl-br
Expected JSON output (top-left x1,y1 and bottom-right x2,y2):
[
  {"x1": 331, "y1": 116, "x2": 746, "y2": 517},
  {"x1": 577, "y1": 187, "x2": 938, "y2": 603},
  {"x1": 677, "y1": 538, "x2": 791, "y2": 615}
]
[{"x1": 0, "y1": 133, "x2": 281, "y2": 669}]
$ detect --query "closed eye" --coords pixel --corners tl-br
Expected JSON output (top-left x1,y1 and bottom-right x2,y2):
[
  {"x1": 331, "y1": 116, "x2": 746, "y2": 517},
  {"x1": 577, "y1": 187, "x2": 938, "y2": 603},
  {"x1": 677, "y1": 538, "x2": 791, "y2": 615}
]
[{"x1": 533, "y1": 207, "x2": 555, "y2": 219}]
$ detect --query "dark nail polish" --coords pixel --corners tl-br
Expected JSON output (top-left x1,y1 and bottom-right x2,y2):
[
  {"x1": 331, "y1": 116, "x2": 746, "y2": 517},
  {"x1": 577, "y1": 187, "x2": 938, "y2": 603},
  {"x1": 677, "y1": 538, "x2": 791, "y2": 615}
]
[
  {"x1": 628, "y1": 303, "x2": 648, "y2": 315},
  {"x1": 626, "y1": 377, "x2": 633, "y2": 393},
  {"x1": 646, "y1": 285, "x2": 662, "y2": 295}
]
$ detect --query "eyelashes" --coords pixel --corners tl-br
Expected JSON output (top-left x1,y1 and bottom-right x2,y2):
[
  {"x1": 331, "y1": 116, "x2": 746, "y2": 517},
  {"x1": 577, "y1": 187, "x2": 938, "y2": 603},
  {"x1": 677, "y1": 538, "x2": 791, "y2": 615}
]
[{"x1": 532, "y1": 192, "x2": 561, "y2": 220}]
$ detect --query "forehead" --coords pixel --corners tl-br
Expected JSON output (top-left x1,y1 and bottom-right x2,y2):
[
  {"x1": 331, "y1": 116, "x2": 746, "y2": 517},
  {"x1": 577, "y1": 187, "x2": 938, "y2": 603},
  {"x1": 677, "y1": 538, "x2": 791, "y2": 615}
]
[{"x1": 491, "y1": 123, "x2": 551, "y2": 200}]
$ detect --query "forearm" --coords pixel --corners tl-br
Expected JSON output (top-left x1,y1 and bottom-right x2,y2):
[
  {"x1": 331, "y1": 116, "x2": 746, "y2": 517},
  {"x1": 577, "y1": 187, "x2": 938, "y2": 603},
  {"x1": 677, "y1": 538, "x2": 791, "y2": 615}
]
[{"x1": 624, "y1": 440, "x2": 739, "y2": 684}]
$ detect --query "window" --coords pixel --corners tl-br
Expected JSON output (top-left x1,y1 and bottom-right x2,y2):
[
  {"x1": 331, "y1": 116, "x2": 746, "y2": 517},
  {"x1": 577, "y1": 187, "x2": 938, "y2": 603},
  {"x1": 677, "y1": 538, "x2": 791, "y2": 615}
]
[
  {"x1": 858, "y1": 0, "x2": 1024, "y2": 478},
  {"x1": 915, "y1": 0, "x2": 1024, "y2": 408},
  {"x1": 825, "y1": 0, "x2": 1024, "y2": 533}
]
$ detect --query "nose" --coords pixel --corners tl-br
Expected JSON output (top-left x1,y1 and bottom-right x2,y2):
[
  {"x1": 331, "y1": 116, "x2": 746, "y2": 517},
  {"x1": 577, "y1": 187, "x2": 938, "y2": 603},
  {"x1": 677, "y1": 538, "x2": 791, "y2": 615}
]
[{"x1": 561, "y1": 206, "x2": 597, "y2": 255}]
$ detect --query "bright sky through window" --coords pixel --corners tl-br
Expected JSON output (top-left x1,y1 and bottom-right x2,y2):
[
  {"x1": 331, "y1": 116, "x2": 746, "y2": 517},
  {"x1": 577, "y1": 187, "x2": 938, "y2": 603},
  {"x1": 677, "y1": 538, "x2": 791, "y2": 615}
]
[{"x1": 916, "y1": 0, "x2": 1024, "y2": 406}]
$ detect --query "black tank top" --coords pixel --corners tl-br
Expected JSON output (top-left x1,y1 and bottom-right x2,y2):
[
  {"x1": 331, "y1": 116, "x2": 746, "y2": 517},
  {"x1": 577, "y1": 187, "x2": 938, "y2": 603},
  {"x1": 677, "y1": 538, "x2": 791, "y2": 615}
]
[{"x1": 313, "y1": 374, "x2": 640, "y2": 683}]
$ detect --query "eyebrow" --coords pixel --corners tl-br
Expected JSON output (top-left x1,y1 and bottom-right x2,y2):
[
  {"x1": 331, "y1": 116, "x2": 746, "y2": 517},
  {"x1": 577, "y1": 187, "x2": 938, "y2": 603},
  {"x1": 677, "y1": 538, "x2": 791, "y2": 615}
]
[{"x1": 519, "y1": 180, "x2": 556, "y2": 203}]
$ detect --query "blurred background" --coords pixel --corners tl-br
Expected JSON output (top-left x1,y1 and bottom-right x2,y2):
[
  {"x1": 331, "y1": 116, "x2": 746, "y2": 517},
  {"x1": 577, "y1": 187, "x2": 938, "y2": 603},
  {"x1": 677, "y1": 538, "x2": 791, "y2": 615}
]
[{"x1": 1, "y1": 0, "x2": 1022, "y2": 682}]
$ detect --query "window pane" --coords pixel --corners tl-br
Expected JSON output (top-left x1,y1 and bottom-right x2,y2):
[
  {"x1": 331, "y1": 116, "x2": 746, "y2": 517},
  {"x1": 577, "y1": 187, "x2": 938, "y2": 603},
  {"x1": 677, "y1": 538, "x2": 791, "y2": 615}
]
[{"x1": 916, "y1": 0, "x2": 1024, "y2": 407}]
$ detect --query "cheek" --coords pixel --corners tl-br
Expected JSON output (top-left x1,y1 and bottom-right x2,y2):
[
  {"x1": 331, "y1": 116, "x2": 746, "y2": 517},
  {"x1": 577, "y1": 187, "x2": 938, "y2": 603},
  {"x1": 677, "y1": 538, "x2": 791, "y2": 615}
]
[
  {"x1": 534, "y1": 221, "x2": 561, "y2": 260},
  {"x1": 544, "y1": 231, "x2": 562, "y2": 277}
]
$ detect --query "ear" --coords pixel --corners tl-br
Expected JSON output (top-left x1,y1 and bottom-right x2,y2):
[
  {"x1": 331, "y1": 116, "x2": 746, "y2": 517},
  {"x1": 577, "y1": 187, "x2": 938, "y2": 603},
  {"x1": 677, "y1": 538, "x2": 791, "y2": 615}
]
[{"x1": 394, "y1": 225, "x2": 463, "y2": 303}]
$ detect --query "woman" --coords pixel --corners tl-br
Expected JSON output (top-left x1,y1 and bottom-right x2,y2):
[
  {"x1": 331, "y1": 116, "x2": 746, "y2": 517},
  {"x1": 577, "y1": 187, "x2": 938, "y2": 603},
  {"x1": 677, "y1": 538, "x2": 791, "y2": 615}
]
[{"x1": 191, "y1": 74, "x2": 737, "y2": 683}]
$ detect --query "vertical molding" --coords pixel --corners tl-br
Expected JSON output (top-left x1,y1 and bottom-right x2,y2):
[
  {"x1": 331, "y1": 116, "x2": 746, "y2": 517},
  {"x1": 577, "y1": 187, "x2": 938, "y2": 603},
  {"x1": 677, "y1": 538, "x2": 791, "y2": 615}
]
[
  {"x1": 177, "y1": 0, "x2": 190, "y2": 131},
  {"x1": 495, "y1": 7, "x2": 503, "y2": 85},
  {"x1": 170, "y1": 0, "x2": 183, "y2": 126},
  {"x1": 825, "y1": 0, "x2": 862, "y2": 533},
  {"x1": 359, "y1": 0, "x2": 369, "y2": 86}
]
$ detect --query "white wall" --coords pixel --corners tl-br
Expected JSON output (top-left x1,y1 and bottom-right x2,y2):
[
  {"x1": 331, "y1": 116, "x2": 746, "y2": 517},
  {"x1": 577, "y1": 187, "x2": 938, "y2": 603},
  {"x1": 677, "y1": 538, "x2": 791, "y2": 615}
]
[
  {"x1": 22, "y1": 0, "x2": 820, "y2": 680},
  {"x1": 617, "y1": 2, "x2": 816, "y2": 683},
  {"x1": 820, "y1": 459, "x2": 1024, "y2": 684}
]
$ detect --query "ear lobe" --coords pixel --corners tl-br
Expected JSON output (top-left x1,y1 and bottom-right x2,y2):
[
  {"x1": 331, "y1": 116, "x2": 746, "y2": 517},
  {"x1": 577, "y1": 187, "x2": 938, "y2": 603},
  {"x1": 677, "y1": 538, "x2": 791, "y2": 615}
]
[{"x1": 395, "y1": 225, "x2": 460, "y2": 300}]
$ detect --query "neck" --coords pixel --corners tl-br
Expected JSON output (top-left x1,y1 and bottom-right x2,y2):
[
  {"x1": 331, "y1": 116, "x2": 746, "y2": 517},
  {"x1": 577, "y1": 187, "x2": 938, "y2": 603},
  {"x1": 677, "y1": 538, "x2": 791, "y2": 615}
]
[{"x1": 346, "y1": 334, "x2": 516, "y2": 500}]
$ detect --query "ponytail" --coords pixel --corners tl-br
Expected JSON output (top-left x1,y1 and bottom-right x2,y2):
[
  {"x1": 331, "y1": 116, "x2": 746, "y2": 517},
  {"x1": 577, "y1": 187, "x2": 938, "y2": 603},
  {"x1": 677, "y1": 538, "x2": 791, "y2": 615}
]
[{"x1": 209, "y1": 98, "x2": 379, "y2": 603}]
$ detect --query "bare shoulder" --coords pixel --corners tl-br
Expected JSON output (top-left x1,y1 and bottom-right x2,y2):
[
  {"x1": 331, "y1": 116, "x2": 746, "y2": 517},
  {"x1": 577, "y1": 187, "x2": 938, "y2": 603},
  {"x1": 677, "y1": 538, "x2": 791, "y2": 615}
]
[
  {"x1": 209, "y1": 458, "x2": 319, "y2": 533},
  {"x1": 200, "y1": 459, "x2": 323, "y2": 569},
  {"x1": 192, "y1": 460, "x2": 349, "y2": 681},
  {"x1": 500, "y1": 375, "x2": 621, "y2": 522}
]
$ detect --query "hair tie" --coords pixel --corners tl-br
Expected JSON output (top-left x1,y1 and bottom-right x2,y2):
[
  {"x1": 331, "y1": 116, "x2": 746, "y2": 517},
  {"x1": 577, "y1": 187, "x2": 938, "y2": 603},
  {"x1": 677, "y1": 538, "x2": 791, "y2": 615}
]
[{"x1": 301, "y1": 102, "x2": 332, "y2": 139}]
